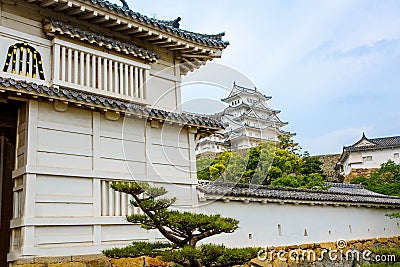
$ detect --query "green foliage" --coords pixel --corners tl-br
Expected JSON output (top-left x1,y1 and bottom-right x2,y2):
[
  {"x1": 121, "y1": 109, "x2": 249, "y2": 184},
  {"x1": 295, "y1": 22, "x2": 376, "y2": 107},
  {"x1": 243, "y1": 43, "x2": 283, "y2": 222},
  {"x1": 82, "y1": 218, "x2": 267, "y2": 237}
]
[
  {"x1": 361, "y1": 263, "x2": 400, "y2": 267},
  {"x1": 196, "y1": 136, "x2": 327, "y2": 189},
  {"x1": 301, "y1": 155, "x2": 326, "y2": 178},
  {"x1": 387, "y1": 213, "x2": 400, "y2": 219},
  {"x1": 196, "y1": 158, "x2": 213, "y2": 180},
  {"x1": 350, "y1": 160, "x2": 400, "y2": 196},
  {"x1": 370, "y1": 247, "x2": 400, "y2": 259},
  {"x1": 103, "y1": 242, "x2": 174, "y2": 258},
  {"x1": 160, "y1": 246, "x2": 201, "y2": 267},
  {"x1": 198, "y1": 244, "x2": 260, "y2": 267},
  {"x1": 110, "y1": 181, "x2": 239, "y2": 248},
  {"x1": 104, "y1": 243, "x2": 259, "y2": 267},
  {"x1": 360, "y1": 247, "x2": 400, "y2": 266},
  {"x1": 265, "y1": 147, "x2": 303, "y2": 184},
  {"x1": 278, "y1": 135, "x2": 302, "y2": 155},
  {"x1": 350, "y1": 161, "x2": 400, "y2": 219},
  {"x1": 162, "y1": 245, "x2": 259, "y2": 267},
  {"x1": 271, "y1": 173, "x2": 329, "y2": 190}
]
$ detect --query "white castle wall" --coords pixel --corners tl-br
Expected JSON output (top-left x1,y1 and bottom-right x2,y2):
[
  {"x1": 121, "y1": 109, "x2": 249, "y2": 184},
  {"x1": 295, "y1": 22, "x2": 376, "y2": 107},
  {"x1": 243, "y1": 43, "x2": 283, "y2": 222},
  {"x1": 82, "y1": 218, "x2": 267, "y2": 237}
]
[
  {"x1": 8, "y1": 100, "x2": 198, "y2": 260},
  {"x1": 198, "y1": 200, "x2": 400, "y2": 248}
]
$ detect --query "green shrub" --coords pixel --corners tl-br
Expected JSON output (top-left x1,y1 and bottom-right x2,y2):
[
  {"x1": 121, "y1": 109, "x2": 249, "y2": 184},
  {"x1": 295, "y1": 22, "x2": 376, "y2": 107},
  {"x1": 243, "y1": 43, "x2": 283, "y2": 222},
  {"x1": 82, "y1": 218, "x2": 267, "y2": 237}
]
[
  {"x1": 103, "y1": 241, "x2": 174, "y2": 258},
  {"x1": 200, "y1": 244, "x2": 260, "y2": 267},
  {"x1": 104, "y1": 242, "x2": 260, "y2": 267},
  {"x1": 360, "y1": 247, "x2": 400, "y2": 266}
]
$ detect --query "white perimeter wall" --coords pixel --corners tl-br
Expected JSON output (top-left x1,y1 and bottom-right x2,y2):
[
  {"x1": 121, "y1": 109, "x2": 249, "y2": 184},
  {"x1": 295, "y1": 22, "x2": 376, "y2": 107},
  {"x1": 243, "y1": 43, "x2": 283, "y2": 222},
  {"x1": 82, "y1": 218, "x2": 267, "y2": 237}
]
[{"x1": 198, "y1": 200, "x2": 400, "y2": 248}]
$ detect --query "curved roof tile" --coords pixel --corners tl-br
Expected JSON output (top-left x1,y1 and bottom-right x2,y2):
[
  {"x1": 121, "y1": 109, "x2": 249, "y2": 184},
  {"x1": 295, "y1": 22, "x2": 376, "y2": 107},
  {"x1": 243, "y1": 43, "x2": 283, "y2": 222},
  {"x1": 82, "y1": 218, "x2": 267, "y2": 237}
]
[
  {"x1": 82, "y1": 0, "x2": 229, "y2": 48},
  {"x1": 198, "y1": 180, "x2": 400, "y2": 206},
  {"x1": 0, "y1": 76, "x2": 225, "y2": 129}
]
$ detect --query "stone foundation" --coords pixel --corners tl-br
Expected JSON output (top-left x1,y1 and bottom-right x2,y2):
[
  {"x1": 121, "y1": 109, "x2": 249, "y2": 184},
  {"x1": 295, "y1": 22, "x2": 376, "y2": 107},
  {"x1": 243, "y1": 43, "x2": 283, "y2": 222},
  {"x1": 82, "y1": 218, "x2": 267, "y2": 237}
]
[
  {"x1": 344, "y1": 168, "x2": 379, "y2": 184},
  {"x1": 317, "y1": 154, "x2": 341, "y2": 182},
  {"x1": 13, "y1": 236, "x2": 400, "y2": 267},
  {"x1": 13, "y1": 255, "x2": 168, "y2": 267},
  {"x1": 251, "y1": 236, "x2": 399, "y2": 267}
]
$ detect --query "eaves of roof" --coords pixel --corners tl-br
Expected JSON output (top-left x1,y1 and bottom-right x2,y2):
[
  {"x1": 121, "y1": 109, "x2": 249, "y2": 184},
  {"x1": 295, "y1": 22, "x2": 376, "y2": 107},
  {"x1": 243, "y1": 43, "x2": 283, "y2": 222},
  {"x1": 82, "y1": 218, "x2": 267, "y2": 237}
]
[
  {"x1": 0, "y1": 76, "x2": 224, "y2": 130},
  {"x1": 44, "y1": 20, "x2": 160, "y2": 62}
]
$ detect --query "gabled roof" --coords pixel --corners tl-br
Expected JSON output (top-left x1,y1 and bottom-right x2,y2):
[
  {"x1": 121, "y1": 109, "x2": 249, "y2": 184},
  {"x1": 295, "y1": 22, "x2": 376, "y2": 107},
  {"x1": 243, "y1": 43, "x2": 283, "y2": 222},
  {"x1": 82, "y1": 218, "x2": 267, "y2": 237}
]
[
  {"x1": 222, "y1": 82, "x2": 272, "y2": 102},
  {"x1": 228, "y1": 124, "x2": 291, "y2": 135},
  {"x1": 24, "y1": 0, "x2": 229, "y2": 75},
  {"x1": 80, "y1": 0, "x2": 229, "y2": 48},
  {"x1": 345, "y1": 133, "x2": 400, "y2": 151},
  {"x1": 337, "y1": 133, "x2": 400, "y2": 165},
  {"x1": 224, "y1": 102, "x2": 279, "y2": 114},
  {"x1": 197, "y1": 180, "x2": 400, "y2": 207}
]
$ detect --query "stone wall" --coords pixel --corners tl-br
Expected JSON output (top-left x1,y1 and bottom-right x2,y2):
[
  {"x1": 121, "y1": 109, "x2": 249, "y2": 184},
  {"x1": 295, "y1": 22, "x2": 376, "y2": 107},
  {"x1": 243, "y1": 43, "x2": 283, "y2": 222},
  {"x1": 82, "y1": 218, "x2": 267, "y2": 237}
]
[
  {"x1": 317, "y1": 154, "x2": 341, "y2": 183},
  {"x1": 13, "y1": 236, "x2": 399, "y2": 267},
  {"x1": 344, "y1": 168, "x2": 379, "y2": 184},
  {"x1": 14, "y1": 254, "x2": 168, "y2": 267},
  {"x1": 251, "y1": 236, "x2": 400, "y2": 267}
]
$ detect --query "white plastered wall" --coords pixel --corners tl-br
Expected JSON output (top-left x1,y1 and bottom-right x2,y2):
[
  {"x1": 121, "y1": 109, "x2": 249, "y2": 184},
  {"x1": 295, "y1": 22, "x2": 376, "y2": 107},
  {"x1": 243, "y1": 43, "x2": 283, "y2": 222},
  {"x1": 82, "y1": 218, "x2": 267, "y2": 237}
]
[
  {"x1": 343, "y1": 149, "x2": 400, "y2": 175},
  {"x1": 8, "y1": 100, "x2": 199, "y2": 260},
  {"x1": 198, "y1": 200, "x2": 400, "y2": 248}
]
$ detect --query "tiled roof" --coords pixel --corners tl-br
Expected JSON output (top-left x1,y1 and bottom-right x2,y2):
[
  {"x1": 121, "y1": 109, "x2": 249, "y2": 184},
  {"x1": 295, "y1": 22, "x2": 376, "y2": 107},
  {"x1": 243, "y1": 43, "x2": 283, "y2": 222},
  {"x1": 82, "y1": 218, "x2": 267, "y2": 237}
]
[
  {"x1": 44, "y1": 20, "x2": 160, "y2": 62},
  {"x1": 345, "y1": 135, "x2": 400, "y2": 151},
  {"x1": 197, "y1": 180, "x2": 400, "y2": 206},
  {"x1": 337, "y1": 134, "x2": 400, "y2": 165},
  {"x1": 0, "y1": 77, "x2": 225, "y2": 129},
  {"x1": 222, "y1": 83, "x2": 272, "y2": 102},
  {"x1": 82, "y1": 0, "x2": 229, "y2": 48}
]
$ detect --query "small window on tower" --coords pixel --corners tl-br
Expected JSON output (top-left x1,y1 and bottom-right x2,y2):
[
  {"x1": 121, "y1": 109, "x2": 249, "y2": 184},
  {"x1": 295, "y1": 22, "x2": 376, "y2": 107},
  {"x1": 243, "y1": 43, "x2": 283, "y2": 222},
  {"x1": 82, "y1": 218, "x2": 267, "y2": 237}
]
[
  {"x1": 362, "y1": 156, "x2": 372, "y2": 162},
  {"x1": 394, "y1": 153, "x2": 399, "y2": 159}
]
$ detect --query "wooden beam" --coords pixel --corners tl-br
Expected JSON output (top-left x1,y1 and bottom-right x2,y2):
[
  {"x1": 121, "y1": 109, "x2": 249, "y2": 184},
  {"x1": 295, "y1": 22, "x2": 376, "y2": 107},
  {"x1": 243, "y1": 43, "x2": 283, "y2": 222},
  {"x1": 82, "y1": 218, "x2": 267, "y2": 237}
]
[
  {"x1": 146, "y1": 35, "x2": 164, "y2": 41},
  {"x1": 53, "y1": 0, "x2": 72, "y2": 11},
  {"x1": 121, "y1": 25, "x2": 141, "y2": 34},
  {"x1": 180, "y1": 54, "x2": 215, "y2": 59},
  {"x1": 67, "y1": 6, "x2": 85, "y2": 15},
  {"x1": 135, "y1": 30, "x2": 152, "y2": 38},
  {"x1": 113, "y1": 23, "x2": 131, "y2": 32},
  {"x1": 41, "y1": 0, "x2": 57, "y2": 7},
  {"x1": 168, "y1": 46, "x2": 193, "y2": 51},
  {"x1": 91, "y1": 14, "x2": 109, "y2": 24},
  {"x1": 80, "y1": 10, "x2": 98, "y2": 20},
  {"x1": 182, "y1": 58, "x2": 197, "y2": 69},
  {"x1": 152, "y1": 37, "x2": 172, "y2": 45}
]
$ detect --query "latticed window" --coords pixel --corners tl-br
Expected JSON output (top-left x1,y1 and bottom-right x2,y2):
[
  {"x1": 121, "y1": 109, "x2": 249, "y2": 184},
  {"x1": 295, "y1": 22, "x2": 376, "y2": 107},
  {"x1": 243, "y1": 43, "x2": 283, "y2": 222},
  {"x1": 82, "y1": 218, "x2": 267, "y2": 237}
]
[{"x1": 3, "y1": 43, "x2": 45, "y2": 80}]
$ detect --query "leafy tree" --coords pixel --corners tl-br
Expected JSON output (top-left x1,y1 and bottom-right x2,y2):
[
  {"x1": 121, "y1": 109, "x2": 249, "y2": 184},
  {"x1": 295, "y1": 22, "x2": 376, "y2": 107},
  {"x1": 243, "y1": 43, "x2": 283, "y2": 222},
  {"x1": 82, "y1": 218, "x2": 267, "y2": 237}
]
[
  {"x1": 301, "y1": 155, "x2": 325, "y2": 178},
  {"x1": 278, "y1": 135, "x2": 302, "y2": 155},
  {"x1": 221, "y1": 151, "x2": 247, "y2": 182},
  {"x1": 271, "y1": 173, "x2": 328, "y2": 190},
  {"x1": 110, "y1": 181, "x2": 242, "y2": 267},
  {"x1": 263, "y1": 147, "x2": 303, "y2": 184},
  {"x1": 196, "y1": 137, "x2": 327, "y2": 189},
  {"x1": 271, "y1": 174, "x2": 301, "y2": 188},
  {"x1": 350, "y1": 160, "x2": 400, "y2": 196},
  {"x1": 248, "y1": 142, "x2": 275, "y2": 184},
  {"x1": 351, "y1": 160, "x2": 400, "y2": 219},
  {"x1": 196, "y1": 158, "x2": 213, "y2": 180}
]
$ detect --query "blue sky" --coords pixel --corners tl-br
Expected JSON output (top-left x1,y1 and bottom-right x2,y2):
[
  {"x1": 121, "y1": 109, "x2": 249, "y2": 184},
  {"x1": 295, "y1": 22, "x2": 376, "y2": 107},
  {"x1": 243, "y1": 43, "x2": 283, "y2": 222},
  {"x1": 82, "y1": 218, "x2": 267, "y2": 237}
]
[{"x1": 129, "y1": 0, "x2": 400, "y2": 155}]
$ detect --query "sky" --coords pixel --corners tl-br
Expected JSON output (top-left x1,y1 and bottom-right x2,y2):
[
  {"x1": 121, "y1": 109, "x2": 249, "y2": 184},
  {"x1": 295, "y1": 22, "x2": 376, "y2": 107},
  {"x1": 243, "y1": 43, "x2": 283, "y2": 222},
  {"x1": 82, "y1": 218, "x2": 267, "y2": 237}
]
[{"x1": 128, "y1": 0, "x2": 400, "y2": 155}]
